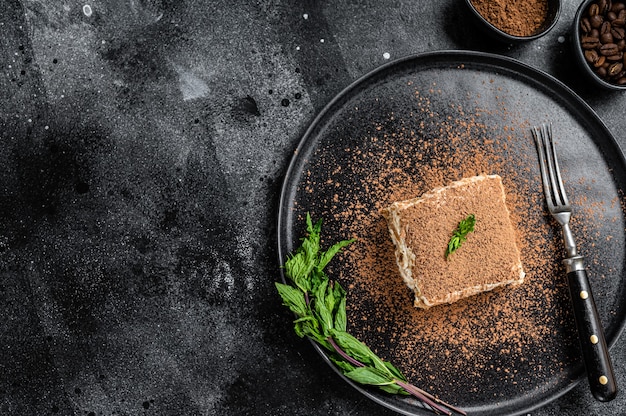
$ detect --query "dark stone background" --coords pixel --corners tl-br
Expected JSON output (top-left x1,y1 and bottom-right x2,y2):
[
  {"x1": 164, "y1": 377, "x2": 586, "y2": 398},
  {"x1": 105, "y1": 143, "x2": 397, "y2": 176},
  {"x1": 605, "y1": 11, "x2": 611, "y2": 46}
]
[{"x1": 1, "y1": 0, "x2": 625, "y2": 415}]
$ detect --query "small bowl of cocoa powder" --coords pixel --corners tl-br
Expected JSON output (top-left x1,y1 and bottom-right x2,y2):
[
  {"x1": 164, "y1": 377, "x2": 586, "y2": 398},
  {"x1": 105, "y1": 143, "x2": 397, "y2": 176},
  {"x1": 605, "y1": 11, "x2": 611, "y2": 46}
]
[
  {"x1": 465, "y1": 0, "x2": 561, "y2": 43},
  {"x1": 573, "y1": 0, "x2": 626, "y2": 90}
]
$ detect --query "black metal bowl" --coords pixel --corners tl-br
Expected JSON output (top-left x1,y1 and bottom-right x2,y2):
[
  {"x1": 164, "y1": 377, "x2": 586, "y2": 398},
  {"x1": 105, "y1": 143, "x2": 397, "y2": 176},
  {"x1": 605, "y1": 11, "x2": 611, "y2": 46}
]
[
  {"x1": 464, "y1": 0, "x2": 561, "y2": 43},
  {"x1": 572, "y1": 0, "x2": 626, "y2": 91}
]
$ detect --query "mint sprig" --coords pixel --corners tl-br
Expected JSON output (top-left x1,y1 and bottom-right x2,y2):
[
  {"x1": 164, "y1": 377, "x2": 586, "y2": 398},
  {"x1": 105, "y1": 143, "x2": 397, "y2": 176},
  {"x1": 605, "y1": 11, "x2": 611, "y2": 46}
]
[
  {"x1": 276, "y1": 213, "x2": 466, "y2": 415},
  {"x1": 445, "y1": 214, "x2": 476, "y2": 259}
]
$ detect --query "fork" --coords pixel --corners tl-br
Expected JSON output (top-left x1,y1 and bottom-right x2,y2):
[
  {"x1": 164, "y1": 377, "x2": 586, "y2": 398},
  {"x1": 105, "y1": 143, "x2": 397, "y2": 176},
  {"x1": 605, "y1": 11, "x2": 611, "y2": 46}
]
[{"x1": 532, "y1": 123, "x2": 617, "y2": 402}]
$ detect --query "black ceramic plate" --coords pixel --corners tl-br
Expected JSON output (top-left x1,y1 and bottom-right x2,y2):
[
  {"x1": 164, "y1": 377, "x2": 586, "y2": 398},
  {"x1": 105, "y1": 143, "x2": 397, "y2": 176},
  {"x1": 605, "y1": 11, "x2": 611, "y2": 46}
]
[{"x1": 277, "y1": 51, "x2": 626, "y2": 416}]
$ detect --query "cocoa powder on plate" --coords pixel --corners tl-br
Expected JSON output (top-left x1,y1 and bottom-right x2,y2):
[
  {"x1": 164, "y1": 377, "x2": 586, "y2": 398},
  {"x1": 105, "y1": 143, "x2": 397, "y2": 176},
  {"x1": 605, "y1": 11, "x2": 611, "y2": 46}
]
[{"x1": 292, "y1": 78, "x2": 622, "y2": 403}]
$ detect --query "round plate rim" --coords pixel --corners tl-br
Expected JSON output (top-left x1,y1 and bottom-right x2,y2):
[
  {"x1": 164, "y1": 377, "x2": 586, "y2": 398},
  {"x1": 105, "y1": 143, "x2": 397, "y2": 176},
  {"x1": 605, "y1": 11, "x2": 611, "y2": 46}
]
[{"x1": 276, "y1": 49, "x2": 626, "y2": 416}]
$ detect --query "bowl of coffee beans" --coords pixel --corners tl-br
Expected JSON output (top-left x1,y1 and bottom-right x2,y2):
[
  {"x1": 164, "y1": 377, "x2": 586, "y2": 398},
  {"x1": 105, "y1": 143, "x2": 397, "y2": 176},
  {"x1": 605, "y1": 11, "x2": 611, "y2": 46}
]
[
  {"x1": 574, "y1": 0, "x2": 626, "y2": 90},
  {"x1": 465, "y1": 0, "x2": 561, "y2": 43}
]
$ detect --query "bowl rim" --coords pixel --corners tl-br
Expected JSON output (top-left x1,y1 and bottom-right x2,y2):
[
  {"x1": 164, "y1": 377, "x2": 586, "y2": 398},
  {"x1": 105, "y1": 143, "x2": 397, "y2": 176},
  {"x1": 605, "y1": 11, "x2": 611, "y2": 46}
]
[
  {"x1": 572, "y1": 0, "x2": 626, "y2": 91},
  {"x1": 464, "y1": 0, "x2": 562, "y2": 42}
]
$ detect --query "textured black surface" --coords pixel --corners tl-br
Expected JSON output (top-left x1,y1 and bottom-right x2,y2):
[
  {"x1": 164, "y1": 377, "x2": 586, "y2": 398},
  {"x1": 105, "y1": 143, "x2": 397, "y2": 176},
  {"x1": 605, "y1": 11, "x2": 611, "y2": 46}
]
[{"x1": 2, "y1": 1, "x2": 626, "y2": 415}]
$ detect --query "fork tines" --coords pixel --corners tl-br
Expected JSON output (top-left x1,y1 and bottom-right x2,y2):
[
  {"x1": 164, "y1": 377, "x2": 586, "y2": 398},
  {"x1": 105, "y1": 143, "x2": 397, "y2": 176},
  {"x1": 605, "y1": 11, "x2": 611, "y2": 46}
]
[{"x1": 531, "y1": 123, "x2": 570, "y2": 212}]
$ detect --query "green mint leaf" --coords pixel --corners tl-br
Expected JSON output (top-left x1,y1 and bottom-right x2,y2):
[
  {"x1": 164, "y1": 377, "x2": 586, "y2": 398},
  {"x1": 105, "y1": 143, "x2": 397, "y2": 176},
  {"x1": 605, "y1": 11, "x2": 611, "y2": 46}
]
[
  {"x1": 275, "y1": 282, "x2": 308, "y2": 317},
  {"x1": 370, "y1": 352, "x2": 396, "y2": 378},
  {"x1": 329, "y1": 355, "x2": 356, "y2": 373},
  {"x1": 294, "y1": 316, "x2": 330, "y2": 349},
  {"x1": 303, "y1": 213, "x2": 322, "y2": 267},
  {"x1": 293, "y1": 315, "x2": 317, "y2": 324},
  {"x1": 384, "y1": 361, "x2": 407, "y2": 382},
  {"x1": 306, "y1": 212, "x2": 321, "y2": 236},
  {"x1": 293, "y1": 315, "x2": 318, "y2": 338},
  {"x1": 313, "y1": 280, "x2": 334, "y2": 336},
  {"x1": 330, "y1": 330, "x2": 378, "y2": 367},
  {"x1": 445, "y1": 214, "x2": 476, "y2": 259},
  {"x1": 334, "y1": 295, "x2": 347, "y2": 332},
  {"x1": 308, "y1": 269, "x2": 324, "y2": 294},
  {"x1": 331, "y1": 330, "x2": 404, "y2": 380},
  {"x1": 285, "y1": 213, "x2": 324, "y2": 292},
  {"x1": 324, "y1": 282, "x2": 341, "y2": 324},
  {"x1": 317, "y1": 238, "x2": 356, "y2": 271},
  {"x1": 284, "y1": 252, "x2": 311, "y2": 293},
  {"x1": 331, "y1": 282, "x2": 346, "y2": 324},
  {"x1": 301, "y1": 238, "x2": 319, "y2": 277},
  {"x1": 344, "y1": 366, "x2": 394, "y2": 386},
  {"x1": 332, "y1": 279, "x2": 346, "y2": 301}
]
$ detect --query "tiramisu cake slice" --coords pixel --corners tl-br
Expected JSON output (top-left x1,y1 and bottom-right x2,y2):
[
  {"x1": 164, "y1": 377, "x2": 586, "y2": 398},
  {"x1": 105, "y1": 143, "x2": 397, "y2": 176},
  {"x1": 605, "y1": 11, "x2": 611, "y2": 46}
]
[{"x1": 382, "y1": 174, "x2": 525, "y2": 309}]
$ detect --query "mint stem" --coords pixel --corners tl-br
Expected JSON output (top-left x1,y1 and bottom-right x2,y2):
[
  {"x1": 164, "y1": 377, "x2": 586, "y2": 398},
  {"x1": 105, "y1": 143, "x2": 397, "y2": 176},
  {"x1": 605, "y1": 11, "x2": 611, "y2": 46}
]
[
  {"x1": 395, "y1": 380, "x2": 453, "y2": 415},
  {"x1": 399, "y1": 380, "x2": 466, "y2": 416},
  {"x1": 326, "y1": 335, "x2": 465, "y2": 416},
  {"x1": 327, "y1": 336, "x2": 364, "y2": 368}
]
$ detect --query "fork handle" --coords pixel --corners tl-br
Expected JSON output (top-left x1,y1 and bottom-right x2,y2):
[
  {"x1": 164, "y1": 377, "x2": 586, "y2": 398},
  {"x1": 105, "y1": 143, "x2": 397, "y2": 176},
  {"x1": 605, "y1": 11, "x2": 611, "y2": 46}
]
[{"x1": 566, "y1": 264, "x2": 617, "y2": 402}]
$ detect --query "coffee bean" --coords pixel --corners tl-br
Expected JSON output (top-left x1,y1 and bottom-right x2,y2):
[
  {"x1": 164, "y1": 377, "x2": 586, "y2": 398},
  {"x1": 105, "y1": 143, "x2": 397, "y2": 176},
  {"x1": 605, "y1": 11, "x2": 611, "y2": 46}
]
[
  {"x1": 602, "y1": 32, "x2": 614, "y2": 43},
  {"x1": 612, "y1": 2, "x2": 626, "y2": 12},
  {"x1": 611, "y1": 26, "x2": 626, "y2": 39},
  {"x1": 601, "y1": 42, "x2": 620, "y2": 55},
  {"x1": 596, "y1": 55, "x2": 608, "y2": 67},
  {"x1": 601, "y1": 21, "x2": 613, "y2": 42},
  {"x1": 582, "y1": 36, "x2": 602, "y2": 48},
  {"x1": 597, "y1": 66, "x2": 608, "y2": 77},
  {"x1": 613, "y1": 18, "x2": 626, "y2": 26},
  {"x1": 582, "y1": 17, "x2": 593, "y2": 33},
  {"x1": 599, "y1": 0, "x2": 611, "y2": 13},
  {"x1": 618, "y1": 77, "x2": 626, "y2": 84},
  {"x1": 612, "y1": 10, "x2": 626, "y2": 25},
  {"x1": 608, "y1": 62, "x2": 624, "y2": 76},
  {"x1": 608, "y1": 11, "x2": 618, "y2": 21},
  {"x1": 585, "y1": 49, "x2": 599, "y2": 63},
  {"x1": 590, "y1": 3, "x2": 601, "y2": 16},
  {"x1": 607, "y1": 52, "x2": 624, "y2": 61},
  {"x1": 591, "y1": 14, "x2": 605, "y2": 28}
]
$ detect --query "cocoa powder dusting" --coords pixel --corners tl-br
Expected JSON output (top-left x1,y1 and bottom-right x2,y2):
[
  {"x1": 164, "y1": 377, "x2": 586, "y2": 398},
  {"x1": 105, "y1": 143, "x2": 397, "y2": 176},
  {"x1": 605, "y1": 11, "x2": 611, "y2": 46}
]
[
  {"x1": 292, "y1": 79, "x2": 623, "y2": 405},
  {"x1": 470, "y1": 0, "x2": 549, "y2": 37}
]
